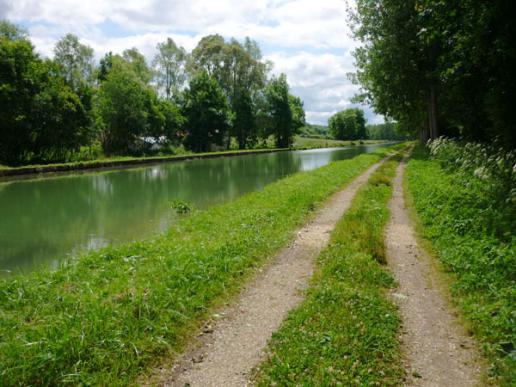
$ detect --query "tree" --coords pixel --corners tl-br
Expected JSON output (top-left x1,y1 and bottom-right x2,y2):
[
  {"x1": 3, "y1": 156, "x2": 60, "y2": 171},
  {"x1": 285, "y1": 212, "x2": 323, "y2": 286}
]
[
  {"x1": 54, "y1": 33, "x2": 94, "y2": 90},
  {"x1": 289, "y1": 95, "x2": 306, "y2": 133},
  {"x1": 182, "y1": 71, "x2": 231, "y2": 152},
  {"x1": 189, "y1": 35, "x2": 269, "y2": 149},
  {"x1": 97, "y1": 52, "x2": 113, "y2": 82},
  {"x1": 157, "y1": 99, "x2": 186, "y2": 145},
  {"x1": 328, "y1": 108, "x2": 366, "y2": 140},
  {"x1": 95, "y1": 56, "x2": 159, "y2": 154},
  {"x1": 31, "y1": 60, "x2": 91, "y2": 161},
  {"x1": 265, "y1": 74, "x2": 293, "y2": 148},
  {"x1": 1, "y1": 22, "x2": 90, "y2": 164},
  {"x1": 122, "y1": 47, "x2": 152, "y2": 85},
  {"x1": 367, "y1": 122, "x2": 406, "y2": 140},
  {"x1": 153, "y1": 38, "x2": 187, "y2": 100},
  {"x1": 0, "y1": 24, "x2": 44, "y2": 163},
  {"x1": 189, "y1": 34, "x2": 226, "y2": 79},
  {"x1": 0, "y1": 20, "x2": 27, "y2": 40},
  {"x1": 351, "y1": 0, "x2": 516, "y2": 146}
]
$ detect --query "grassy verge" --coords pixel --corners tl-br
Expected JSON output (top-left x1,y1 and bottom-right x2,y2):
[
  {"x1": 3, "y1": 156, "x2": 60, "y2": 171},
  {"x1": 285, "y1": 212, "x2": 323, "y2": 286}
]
[
  {"x1": 293, "y1": 136, "x2": 387, "y2": 149},
  {"x1": 0, "y1": 145, "x2": 402, "y2": 385},
  {"x1": 254, "y1": 156, "x2": 404, "y2": 386},
  {"x1": 0, "y1": 140, "x2": 391, "y2": 176},
  {"x1": 406, "y1": 145, "x2": 515, "y2": 385}
]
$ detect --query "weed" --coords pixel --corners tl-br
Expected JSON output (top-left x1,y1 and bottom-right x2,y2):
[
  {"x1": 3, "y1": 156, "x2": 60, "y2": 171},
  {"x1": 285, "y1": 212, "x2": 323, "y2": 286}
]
[{"x1": 170, "y1": 199, "x2": 193, "y2": 214}]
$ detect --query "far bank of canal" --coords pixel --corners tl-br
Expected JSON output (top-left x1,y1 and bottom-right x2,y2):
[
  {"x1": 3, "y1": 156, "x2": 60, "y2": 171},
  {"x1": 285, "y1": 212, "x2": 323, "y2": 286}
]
[{"x1": 0, "y1": 144, "x2": 389, "y2": 274}]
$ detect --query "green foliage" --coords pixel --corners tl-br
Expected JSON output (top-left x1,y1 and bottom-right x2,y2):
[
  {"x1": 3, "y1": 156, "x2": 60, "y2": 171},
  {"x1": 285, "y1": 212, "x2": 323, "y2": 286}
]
[
  {"x1": 407, "y1": 145, "x2": 516, "y2": 384},
  {"x1": 232, "y1": 88, "x2": 256, "y2": 149},
  {"x1": 367, "y1": 122, "x2": 408, "y2": 141},
  {"x1": 182, "y1": 71, "x2": 231, "y2": 152},
  {"x1": 94, "y1": 57, "x2": 158, "y2": 154},
  {"x1": 170, "y1": 199, "x2": 193, "y2": 214},
  {"x1": 0, "y1": 27, "x2": 90, "y2": 164},
  {"x1": 189, "y1": 35, "x2": 269, "y2": 149},
  {"x1": 0, "y1": 20, "x2": 306, "y2": 165},
  {"x1": 0, "y1": 147, "x2": 394, "y2": 385},
  {"x1": 156, "y1": 99, "x2": 186, "y2": 145},
  {"x1": 0, "y1": 19, "x2": 27, "y2": 40},
  {"x1": 298, "y1": 124, "x2": 330, "y2": 139},
  {"x1": 53, "y1": 33, "x2": 95, "y2": 90},
  {"x1": 31, "y1": 61, "x2": 92, "y2": 162},
  {"x1": 428, "y1": 138, "x2": 516, "y2": 214},
  {"x1": 255, "y1": 158, "x2": 403, "y2": 386},
  {"x1": 123, "y1": 47, "x2": 153, "y2": 85},
  {"x1": 288, "y1": 94, "x2": 306, "y2": 133},
  {"x1": 153, "y1": 37, "x2": 187, "y2": 101},
  {"x1": 351, "y1": 1, "x2": 516, "y2": 146},
  {"x1": 328, "y1": 108, "x2": 366, "y2": 140},
  {"x1": 265, "y1": 74, "x2": 294, "y2": 148}
]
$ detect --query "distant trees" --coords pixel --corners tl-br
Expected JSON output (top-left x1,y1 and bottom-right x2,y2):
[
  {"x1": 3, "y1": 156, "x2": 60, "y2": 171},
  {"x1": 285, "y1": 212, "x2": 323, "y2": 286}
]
[
  {"x1": 0, "y1": 20, "x2": 306, "y2": 165},
  {"x1": 298, "y1": 124, "x2": 330, "y2": 139},
  {"x1": 367, "y1": 123, "x2": 406, "y2": 141},
  {"x1": 351, "y1": 0, "x2": 516, "y2": 146},
  {"x1": 328, "y1": 108, "x2": 366, "y2": 140}
]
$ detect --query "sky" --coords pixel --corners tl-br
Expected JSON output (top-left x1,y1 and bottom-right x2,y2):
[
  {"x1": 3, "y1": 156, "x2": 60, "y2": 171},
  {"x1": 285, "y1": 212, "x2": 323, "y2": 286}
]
[{"x1": 0, "y1": 0, "x2": 383, "y2": 125}]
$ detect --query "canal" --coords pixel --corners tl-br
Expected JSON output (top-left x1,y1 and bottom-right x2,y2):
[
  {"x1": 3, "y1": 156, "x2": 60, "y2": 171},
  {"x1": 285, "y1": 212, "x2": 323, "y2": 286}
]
[{"x1": 0, "y1": 145, "x2": 386, "y2": 274}]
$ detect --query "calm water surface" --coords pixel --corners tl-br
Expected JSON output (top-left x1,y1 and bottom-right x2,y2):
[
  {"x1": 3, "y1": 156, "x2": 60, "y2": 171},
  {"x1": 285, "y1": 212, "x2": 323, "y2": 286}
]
[{"x1": 0, "y1": 145, "x2": 385, "y2": 274}]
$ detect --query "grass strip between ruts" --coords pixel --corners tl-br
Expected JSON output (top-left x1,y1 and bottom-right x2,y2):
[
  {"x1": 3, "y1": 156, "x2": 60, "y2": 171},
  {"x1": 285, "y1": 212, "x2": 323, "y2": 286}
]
[
  {"x1": 254, "y1": 155, "x2": 404, "y2": 386},
  {"x1": 0, "y1": 144, "x2": 402, "y2": 385}
]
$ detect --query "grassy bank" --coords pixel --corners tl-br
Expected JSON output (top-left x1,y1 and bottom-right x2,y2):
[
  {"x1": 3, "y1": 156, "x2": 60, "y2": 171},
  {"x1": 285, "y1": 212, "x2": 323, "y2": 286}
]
[
  {"x1": 0, "y1": 145, "x2": 400, "y2": 385},
  {"x1": 0, "y1": 148, "x2": 289, "y2": 178},
  {"x1": 406, "y1": 145, "x2": 515, "y2": 384},
  {"x1": 254, "y1": 156, "x2": 404, "y2": 385},
  {"x1": 0, "y1": 139, "x2": 390, "y2": 177},
  {"x1": 293, "y1": 136, "x2": 386, "y2": 149}
]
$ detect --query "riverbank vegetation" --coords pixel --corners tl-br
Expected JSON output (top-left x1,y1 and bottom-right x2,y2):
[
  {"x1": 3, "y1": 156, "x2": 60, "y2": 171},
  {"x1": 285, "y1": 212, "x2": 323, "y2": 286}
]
[
  {"x1": 406, "y1": 141, "x2": 515, "y2": 384},
  {"x1": 328, "y1": 108, "x2": 366, "y2": 141},
  {"x1": 367, "y1": 123, "x2": 408, "y2": 141},
  {"x1": 0, "y1": 145, "x2": 400, "y2": 385},
  {"x1": 293, "y1": 137, "x2": 384, "y2": 150},
  {"x1": 255, "y1": 155, "x2": 403, "y2": 385},
  {"x1": 0, "y1": 21, "x2": 307, "y2": 166}
]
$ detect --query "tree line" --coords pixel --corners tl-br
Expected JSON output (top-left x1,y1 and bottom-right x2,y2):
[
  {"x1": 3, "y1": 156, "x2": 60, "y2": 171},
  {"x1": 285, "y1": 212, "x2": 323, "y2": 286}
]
[
  {"x1": 0, "y1": 21, "x2": 306, "y2": 165},
  {"x1": 351, "y1": 0, "x2": 516, "y2": 147}
]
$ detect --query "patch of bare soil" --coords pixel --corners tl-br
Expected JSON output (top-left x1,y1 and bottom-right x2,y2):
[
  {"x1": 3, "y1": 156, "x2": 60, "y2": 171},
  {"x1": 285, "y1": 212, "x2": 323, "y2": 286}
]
[
  {"x1": 145, "y1": 160, "x2": 386, "y2": 387},
  {"x1": 386, "y1": 159, "x2": 483, "y2": 386}
]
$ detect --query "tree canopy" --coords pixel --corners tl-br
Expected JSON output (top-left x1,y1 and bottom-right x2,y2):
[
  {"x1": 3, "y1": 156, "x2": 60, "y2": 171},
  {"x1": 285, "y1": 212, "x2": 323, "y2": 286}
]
[
  {"x1": 328, "y1": 108, "x2": 366, "y2": 141},
  {"x1": 0, "y1": 21, "x2": 306, "y2": 165},
  {"x1": 351, "y1": 0, "x2": 516, "y2": 146}
]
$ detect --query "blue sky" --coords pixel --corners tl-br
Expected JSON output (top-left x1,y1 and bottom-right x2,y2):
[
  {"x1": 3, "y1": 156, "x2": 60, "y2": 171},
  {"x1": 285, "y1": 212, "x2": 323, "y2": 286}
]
[{"x1": 1, "y1": 0, "x2": 383, "y2": 125}]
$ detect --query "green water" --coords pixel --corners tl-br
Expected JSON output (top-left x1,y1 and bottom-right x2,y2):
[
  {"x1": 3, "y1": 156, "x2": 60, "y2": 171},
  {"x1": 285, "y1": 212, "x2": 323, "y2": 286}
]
[{"x1": 0, "y1": 145, "x2": 384, "y2": 274}]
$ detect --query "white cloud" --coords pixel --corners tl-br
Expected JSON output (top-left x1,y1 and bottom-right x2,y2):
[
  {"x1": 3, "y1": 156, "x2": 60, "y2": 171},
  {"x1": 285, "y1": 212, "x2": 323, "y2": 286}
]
[{"x1": 3, "y1": 0, "x2": 383, "y2": 125}]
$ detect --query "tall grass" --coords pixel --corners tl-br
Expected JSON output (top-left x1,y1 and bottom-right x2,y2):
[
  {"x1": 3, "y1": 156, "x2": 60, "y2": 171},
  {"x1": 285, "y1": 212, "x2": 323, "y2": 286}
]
[
  {"x1": 0, "y1": 146, "x2": 399, "y2": 385},
  {"x1": 254, "y1": 157, "x2": 403, "y2": 386},
  {"x1": 407, "y1": 143, "x2": 515, "y2": 385}
]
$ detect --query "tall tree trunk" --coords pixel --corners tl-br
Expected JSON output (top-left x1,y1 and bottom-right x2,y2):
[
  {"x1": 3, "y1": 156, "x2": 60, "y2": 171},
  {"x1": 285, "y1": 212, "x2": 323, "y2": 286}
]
[
  {"x1": 428, "y1": 82, "x2": 439, "y2": 139},
  {"x1": 420, "y1": 118, "x2": 429, "y2": 144}
]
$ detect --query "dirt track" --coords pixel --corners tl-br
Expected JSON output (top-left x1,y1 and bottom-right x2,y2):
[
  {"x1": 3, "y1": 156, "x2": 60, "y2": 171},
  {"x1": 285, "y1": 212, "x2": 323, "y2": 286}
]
[
  {"x1": 146, "y1": 159, "x2": 386, "y2": 387},
  {"x1": 385, "y1": 159, "x2": 483, "y2": 386}
]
